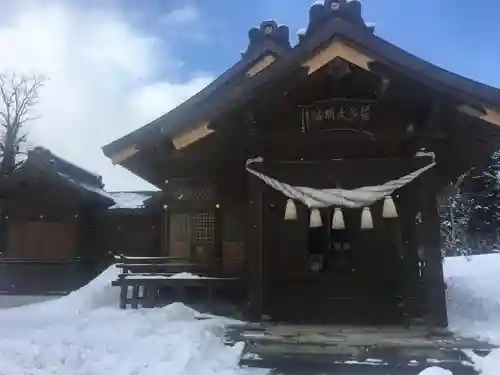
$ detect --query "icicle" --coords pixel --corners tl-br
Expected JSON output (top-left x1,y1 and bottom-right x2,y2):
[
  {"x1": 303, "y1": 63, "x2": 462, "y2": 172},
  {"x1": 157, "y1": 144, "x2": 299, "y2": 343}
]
[
  {"x1": 309, "y1": 208, "x2": 323, "y2": 228},
  {"x1": 284, "y1": 199, "x2": 298, "y2": 221},
  {"x1": 360, "y1": 207, "x2": 374, "y2": 230},
  {"x1": 332, "y1": 208, "x2": 345, "y2": 230},
  {"x1": 382, "y1": 195, "x2": 398, "y2": 218}
]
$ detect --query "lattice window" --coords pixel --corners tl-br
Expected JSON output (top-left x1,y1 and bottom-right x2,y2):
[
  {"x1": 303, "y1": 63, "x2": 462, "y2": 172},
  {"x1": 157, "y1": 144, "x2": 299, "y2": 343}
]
[
  {"x1": 192, "y1": 212, "x2": 216, "y2": 244},
  {"x1": 170, "y1": 185, "x2": 216, "y2": 201}
]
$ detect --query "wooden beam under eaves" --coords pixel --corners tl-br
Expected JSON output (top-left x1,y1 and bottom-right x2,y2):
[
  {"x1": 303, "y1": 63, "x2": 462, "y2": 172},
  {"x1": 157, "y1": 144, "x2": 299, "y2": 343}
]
[
  {"x1": 457, "y1": 104, "x2": 500, "y2": 127},
  {"x1": 302, "y1": 40, "x2": 375, "y2": 75},
  {"x1": 110, "y1": 145, "x2": 139, "y2": 165},
  {"x1": 172, "y1": 120, "x2": 213, "y2": 150},
  {"x1": 246, "y1": 55, "x2": 277, "y2": 77},
  {"x1": 484, "y1": 107, "x2": 500, "y2": 127}
]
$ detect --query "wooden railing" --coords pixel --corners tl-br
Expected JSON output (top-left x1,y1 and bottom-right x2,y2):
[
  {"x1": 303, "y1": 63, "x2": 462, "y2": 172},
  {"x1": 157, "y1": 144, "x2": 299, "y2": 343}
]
[{"x1": 112, "y1": 254, "x2": 245, "y2": 311}]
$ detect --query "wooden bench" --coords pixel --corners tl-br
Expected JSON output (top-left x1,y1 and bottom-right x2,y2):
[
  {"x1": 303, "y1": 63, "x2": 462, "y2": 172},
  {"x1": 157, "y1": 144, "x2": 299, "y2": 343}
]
[
  {"x1": 113, "y1": 274, "x2": 243, "y2": 309},
  {"x1": 116, "y1": 263, "x2": 200, "y2": 274},
  {"x1": 112, "y1": 254, "x2": 244, "y2": 310},
  {"x1": 115, "y1": 254, "x2": 200, "y2": 274},
  {"x1": 113, "y1": 255, "x2": 191, "y2": 264}
]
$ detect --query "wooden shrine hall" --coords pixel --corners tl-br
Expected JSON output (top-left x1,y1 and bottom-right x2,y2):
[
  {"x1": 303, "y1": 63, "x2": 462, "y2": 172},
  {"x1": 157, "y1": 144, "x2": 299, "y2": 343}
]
[{"x1": 102, "y1": 0, "x2": 500, "y2": 327}]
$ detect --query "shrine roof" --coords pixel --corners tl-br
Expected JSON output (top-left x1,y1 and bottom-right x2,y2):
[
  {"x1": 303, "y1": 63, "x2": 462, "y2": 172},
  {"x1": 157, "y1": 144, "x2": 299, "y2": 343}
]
[{"x1": 103, "y1": 0, "x2": 500, "y2": 166}]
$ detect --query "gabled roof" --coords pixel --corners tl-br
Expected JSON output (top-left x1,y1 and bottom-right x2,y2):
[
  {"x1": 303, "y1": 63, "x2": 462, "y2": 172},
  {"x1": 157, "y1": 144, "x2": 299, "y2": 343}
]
[
  {"x1": 103, "y1": 20, "x2": 291, "y2": 160},
  {"x1": 103, "y1": 0, "x2": 500, "y2": 164},
  {"x1": 4, "y1": 147, "x2": 114, "y2": 207}
]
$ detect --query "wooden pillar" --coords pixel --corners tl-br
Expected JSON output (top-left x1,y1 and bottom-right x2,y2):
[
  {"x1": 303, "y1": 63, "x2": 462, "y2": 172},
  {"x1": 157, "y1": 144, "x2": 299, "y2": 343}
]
[
  {"x1": 162, "y1": 184, "x2": 171, "y2": 256},
  {"x1": 398, "y1": 184, "x2": 424, "y2": 323},
  {"x1": 214, "y1": 204, "x2": 223, "y2": 275},
  {"x1": 246, "y1": 174, "x2": 264, "y2": 320},
  {"x1": 159, "y1": 208, "x2": 166, "y2": 256},
  {"x1": 385, "y1": 209, "x2": 411, "y2": 325},
  {"x1": 416, "y1": 157, "x2": 448, "y2": 328},
  {"x1": 0, "y1": 211, "x2": 7, "y2": 257},
  {"x1": 412, "y1": 102, "x2": 448, "y2": 328},
  {"x1": 73, "y1": 208, "x2": 87, "y2": 288},
  {"x1": 244, "y1": 110, "x2": 266, "y2": 320}
]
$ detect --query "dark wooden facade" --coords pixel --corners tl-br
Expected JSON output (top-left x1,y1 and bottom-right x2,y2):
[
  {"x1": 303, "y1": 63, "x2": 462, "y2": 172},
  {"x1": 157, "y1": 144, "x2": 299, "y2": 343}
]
[
  {"x1": 0, "y1": 148, "x2": 113, "y2": 293},
  {"x1": 92, "y1": 192, "x2": 163, "y2": 260},
  {"x1": 0, "y1": 149, "x2": 163, "y2": 293},
  {"x1": 103, "y1": 1, "x2": 500, "y2": 327}
]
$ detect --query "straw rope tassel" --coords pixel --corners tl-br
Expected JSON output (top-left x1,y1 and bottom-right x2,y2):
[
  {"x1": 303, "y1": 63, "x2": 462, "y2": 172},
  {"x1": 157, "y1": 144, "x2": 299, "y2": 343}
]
[
  {"x1": 332, "y1": 208, "x2": 345, "y2": 230},
  {"x1": 360, "y1": 207, "x2": 374, "y2": 230},
  {"x1": 382, "y1": 195, "x2": 398, "y2": 218},
  {"x1": 284, "y1": 199, "x2": 298, "y2": 220},
  {"x1": 310, "y1": 208, "x2": 323, "y2": 228}
]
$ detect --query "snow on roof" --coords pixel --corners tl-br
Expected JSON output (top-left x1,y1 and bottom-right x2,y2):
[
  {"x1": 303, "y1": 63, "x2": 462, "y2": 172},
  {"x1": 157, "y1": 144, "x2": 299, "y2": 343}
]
[
  {"x1": 56, "y1": 172, "x2": 115, "y2": 203},
  {"x1": 48, "y1": 149, "x2": 102, "y2": 182},
  {"x1": 108, "y1": 191, "x2": 156, "y2": 210},
  {"x1": 32, "y1": 147, "x2": 104, "y2": 187}
]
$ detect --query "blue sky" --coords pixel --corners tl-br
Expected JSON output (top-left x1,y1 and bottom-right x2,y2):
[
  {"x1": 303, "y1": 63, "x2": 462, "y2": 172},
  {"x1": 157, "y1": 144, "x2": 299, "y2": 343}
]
[
  {"x1": 127, "y1": 0, "x2": 500, "y2": 88},
  {"x1": 0, "y1": 0, "x2": 498, "y2": 190}
]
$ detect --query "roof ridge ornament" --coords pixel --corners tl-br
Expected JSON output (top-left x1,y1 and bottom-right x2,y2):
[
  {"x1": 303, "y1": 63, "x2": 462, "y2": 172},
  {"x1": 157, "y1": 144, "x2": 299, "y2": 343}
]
[
  {"x1": 300, "y1": 0, "x2": 374, "y2": 43},
  {"x1": 243, "y1": 20, "x2": 291, "y2": 58}
]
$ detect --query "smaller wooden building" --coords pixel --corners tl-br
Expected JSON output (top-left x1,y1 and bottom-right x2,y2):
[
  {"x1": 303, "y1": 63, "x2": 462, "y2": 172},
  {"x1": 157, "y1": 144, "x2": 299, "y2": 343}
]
[
  {"x1": 0, "y1": 147, "x2": 115, "y2": 293},
  {"x1": 0, "y1": 148, "x2": 164, "y2": 294},
  {"x1": 0, "y1": 147, "x2": 114, "y2": 259}
]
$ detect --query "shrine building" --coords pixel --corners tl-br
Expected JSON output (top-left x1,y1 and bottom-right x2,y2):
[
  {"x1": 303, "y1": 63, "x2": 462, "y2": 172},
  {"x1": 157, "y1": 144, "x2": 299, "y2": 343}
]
[{"x1": 102, "y1": 0, "x2": 500, "y2": 326}]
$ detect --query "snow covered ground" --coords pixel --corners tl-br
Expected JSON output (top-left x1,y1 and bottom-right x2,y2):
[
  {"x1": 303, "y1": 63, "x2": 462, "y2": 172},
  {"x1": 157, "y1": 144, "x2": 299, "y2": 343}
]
[
  {"x1": 0, "y1": 266, "x2": 257, "y2": 375},
  {"x1": 0, "y1": 294, "x2": 58, "y2": 308},
  {"x1": 0, "y1": 254, "x2": 499, "y2": 374},
  {"x1": 445, "y1": 254, "x2": 500, "y2": 375}
]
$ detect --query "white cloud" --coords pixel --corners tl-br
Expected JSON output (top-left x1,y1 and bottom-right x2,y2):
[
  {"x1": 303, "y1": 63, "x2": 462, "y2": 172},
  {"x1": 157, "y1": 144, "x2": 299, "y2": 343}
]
[
  {"x1": 0, "y1": 2, "x2": 213, "y2": 191},
  {"x1": 160, "y1": 5, "x2": 201, "y2": 25}
]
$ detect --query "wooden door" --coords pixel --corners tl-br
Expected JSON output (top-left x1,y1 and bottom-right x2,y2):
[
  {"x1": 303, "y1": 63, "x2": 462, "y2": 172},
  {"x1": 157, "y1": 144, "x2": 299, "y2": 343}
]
[
  {"x1": 221, "y1": 206, "x2": 245, "y2": 276},
  {"x1": 263, "y1": 189, "x2": 403, "y2": 324},
  {"x1": 169, "y1": 213, "x2": 192, "y2": 259},
  {"x1": 168, "y1": 211, "x2": 216, "y2": 269}
]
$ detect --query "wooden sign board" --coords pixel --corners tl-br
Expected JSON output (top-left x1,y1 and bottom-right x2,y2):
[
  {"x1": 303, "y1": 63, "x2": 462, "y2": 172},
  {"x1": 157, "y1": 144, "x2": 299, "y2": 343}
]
[{"x1": 301, "y1": 99, "x2": 375, "y2": 133}]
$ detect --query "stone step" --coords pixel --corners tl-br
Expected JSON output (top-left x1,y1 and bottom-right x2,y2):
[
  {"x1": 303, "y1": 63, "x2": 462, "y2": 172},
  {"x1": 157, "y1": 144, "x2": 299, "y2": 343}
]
[
  {"x1": 240, "y1": 352, "x2": 479, "y2": 375},
  {"x1": 226, "y1": 324, "x2": 492, "y2": 375}
]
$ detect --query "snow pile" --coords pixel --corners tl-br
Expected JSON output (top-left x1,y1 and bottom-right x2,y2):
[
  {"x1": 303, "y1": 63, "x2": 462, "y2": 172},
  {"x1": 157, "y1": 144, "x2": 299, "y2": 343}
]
[
  {"x1": 445, "y1": 254, "x2": 500, "y2": 343},
  {"x1": 445, "y1": 253, "x2": 500, "y2": 375},
  {"x1": 3, "y1": 253, "x2": 500, "y2": 375},
  {"x1": 0, "y1": 265, "x2": 249, "y2": 375},
  {"x1": 169, "y1": 272, "x2": 205, "y2": 279},
  {"x1": 125, "y1": 272, "x2": 210, "y2": 280},
  {"x1": 418, "y1": 367, "x2": 452, "y2": 375}
]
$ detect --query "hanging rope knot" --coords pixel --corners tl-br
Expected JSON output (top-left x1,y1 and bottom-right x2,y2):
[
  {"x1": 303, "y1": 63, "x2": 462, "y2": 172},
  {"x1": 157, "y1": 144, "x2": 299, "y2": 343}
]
[
  {"x1": 246, "y1": 157, "x2": 264, "y2": 166},
  {"x1": 415, "y1": 150, "x2": 436, "y2": 162}
]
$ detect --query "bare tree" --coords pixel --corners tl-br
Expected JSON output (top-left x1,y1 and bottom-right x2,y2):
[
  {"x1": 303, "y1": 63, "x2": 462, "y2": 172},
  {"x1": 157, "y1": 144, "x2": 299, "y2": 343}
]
[{"x1": 0, "y1": 73, "x2": 44, "y2": 175}]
